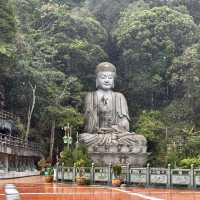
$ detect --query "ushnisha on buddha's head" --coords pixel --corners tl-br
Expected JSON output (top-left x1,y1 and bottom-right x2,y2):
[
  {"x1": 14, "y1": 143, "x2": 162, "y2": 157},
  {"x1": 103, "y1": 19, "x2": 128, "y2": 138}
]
[{"x1": 95, "y1": 62, "x2": 116, "y2": 90}]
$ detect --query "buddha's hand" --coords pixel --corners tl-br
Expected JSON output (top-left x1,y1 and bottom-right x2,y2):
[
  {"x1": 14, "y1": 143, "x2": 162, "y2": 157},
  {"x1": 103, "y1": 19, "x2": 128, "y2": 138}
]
[
  {"x1": 111, "y1": 125, "x2": 122, "y2": 133},
  {"x1": 98, "y1": 127, "x2": 119, "y2": 134},
  {"x1": 98, "y1": 128, "x2": 113, "y2": 134}
]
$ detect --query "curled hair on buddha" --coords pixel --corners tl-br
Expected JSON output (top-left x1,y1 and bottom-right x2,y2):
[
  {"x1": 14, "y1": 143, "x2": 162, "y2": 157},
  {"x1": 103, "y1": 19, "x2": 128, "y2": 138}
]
[
  {"x1": 95, "y1": 62, "x2": 116, "y2": 75},
  {"x1": 95, "y1": 62, "x2": 116, "y2": 89}
]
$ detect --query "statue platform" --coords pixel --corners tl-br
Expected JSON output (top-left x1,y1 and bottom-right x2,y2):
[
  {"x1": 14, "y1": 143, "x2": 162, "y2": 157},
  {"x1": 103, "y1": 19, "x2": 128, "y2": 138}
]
[{"x1": 87, "y1": 144, "x2": 147, "y2": 166}]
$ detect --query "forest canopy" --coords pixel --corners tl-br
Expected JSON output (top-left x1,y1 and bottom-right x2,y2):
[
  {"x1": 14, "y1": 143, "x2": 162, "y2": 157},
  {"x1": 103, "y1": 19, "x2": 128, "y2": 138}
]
[{"x1": 2, "y1": 0, "x2": 200, "y2": 166}]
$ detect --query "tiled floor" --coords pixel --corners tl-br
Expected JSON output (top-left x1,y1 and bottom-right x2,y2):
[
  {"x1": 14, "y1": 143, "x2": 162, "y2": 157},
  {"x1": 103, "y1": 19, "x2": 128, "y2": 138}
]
[{"x1": 0, "y1": 176, "x2": 200, "y2": 200}]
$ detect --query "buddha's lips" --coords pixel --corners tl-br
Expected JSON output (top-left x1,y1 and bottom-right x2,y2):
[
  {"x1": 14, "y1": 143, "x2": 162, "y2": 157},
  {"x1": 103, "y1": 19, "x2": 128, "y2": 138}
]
[{"x1": 103, "y1": 84, "x2": 111, "y2": 86}]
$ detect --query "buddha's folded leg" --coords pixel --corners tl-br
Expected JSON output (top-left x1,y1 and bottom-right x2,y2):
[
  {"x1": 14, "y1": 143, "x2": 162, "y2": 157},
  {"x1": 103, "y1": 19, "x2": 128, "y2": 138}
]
[{"x1": 80, "y1": 133, "x2": 100, "y2": 146}]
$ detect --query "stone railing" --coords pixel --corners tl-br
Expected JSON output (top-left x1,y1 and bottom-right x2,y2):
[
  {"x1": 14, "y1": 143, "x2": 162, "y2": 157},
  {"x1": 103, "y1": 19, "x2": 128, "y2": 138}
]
[
  {"x1": 0, "y1": 110, "x2": 17, "y2": 120},
  {"x1": 54, "y1": 163, "x2": 200, "y2": 188},
  {"x1": 0, "y1": 133, "x2": 42, "y2": 154}
]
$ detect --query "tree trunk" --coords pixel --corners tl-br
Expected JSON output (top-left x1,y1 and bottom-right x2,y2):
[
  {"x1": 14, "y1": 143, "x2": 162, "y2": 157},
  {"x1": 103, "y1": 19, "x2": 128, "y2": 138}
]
[
  {"x1": 49, "y1": 120, "x2": 55, "y2": 161},
  {"x1": 25, "y1": 83, "x2": 36, "y2": 142}
]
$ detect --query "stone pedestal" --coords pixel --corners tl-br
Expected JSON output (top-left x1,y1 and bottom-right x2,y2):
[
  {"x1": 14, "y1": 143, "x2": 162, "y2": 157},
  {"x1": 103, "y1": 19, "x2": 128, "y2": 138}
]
[
  {"x1": 87, "y1": 144, "x2": 147, "y2": 166},
  {"x1": 89, "y1": 152, "x2": 147, "y2": 166}
]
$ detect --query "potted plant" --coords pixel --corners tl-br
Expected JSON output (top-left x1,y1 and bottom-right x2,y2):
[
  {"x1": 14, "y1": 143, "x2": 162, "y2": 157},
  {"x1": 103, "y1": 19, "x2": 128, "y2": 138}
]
[
  {"x1": 37, "y1": 159, "x2": 49, "y2": 175},
  {"x1": 44, "y1": 165, "x2": 54, "y2": 183},
  {"x1": 75, "y1": 159, "x2": 87, "y2": 185},
  {"x1": 112, "y1": 164, "x2": 122, "y2": 187}
]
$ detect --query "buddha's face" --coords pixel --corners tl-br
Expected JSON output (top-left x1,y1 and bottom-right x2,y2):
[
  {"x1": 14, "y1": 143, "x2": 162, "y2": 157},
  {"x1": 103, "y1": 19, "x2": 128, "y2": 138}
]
[{"x1": 96, "y1": 71, "x2": 115, "y2": 90}]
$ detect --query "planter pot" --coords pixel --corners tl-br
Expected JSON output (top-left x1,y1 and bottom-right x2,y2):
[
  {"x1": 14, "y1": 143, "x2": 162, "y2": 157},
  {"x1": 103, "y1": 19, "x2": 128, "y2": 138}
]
[
  {"x1": 45, "y1": 175, "x2": 53, "y2": 183},
  {"x1": 76, "y1": 176, "x2": 86, "y2": 185},
  {"x1": 112, "y1": 179, "x2": 121, "y2": 187}
]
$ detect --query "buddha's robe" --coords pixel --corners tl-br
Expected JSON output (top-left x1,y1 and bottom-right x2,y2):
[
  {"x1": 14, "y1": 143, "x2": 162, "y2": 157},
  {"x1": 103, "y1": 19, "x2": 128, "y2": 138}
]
[
  {"x1": 84, "y1": 91, "x2": 130, "y2": 133},
  {"x1": 80, "y1": 91, "x2": 146, "y2": 148}
]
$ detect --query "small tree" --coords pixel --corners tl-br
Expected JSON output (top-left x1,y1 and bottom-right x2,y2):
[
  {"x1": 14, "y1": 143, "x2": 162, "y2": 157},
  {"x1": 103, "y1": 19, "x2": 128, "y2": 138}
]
[{"x1": 112, "y1": 164, "x2": 122, "y2": 179}]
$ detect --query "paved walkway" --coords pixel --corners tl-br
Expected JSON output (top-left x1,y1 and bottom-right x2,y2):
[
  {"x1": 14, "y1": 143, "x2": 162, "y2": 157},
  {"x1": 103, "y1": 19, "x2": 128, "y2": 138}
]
[{"x1": 0, "y1": 176, "x2": 200, "y2": 200}]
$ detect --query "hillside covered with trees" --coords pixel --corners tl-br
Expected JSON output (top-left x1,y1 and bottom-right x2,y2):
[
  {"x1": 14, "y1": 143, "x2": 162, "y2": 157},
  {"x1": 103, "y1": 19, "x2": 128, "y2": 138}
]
[{"x1": 2, "y1": 0, "x2": 200, "y2": 167}]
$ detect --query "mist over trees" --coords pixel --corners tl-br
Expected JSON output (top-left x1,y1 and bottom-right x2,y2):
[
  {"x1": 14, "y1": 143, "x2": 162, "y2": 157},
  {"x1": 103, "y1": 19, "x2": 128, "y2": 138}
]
[{"x1": 2, "y1": 0, "x2": 200, "y2": 166}]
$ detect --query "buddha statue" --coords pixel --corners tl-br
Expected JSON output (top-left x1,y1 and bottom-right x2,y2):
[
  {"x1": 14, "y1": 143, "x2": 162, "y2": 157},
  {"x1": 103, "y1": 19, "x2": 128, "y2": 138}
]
[{"x1": 80, "y1": 62, "x2": 147, "y2": 165}]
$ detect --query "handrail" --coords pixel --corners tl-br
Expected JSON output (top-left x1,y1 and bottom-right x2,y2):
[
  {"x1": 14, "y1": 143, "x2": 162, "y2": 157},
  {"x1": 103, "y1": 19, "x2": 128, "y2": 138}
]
[
  {"x1": 0, "y1": 133, "x2": 42, "y2": 153},
  {"x1": 0, "y1": 110, "x2": 17, "y2": 120}
]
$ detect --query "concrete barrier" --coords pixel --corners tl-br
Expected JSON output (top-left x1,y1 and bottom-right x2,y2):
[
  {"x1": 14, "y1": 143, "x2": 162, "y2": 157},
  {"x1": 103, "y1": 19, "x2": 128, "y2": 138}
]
[{"x1": 4, "y1": 184, "x2": 21, "y2": 200}]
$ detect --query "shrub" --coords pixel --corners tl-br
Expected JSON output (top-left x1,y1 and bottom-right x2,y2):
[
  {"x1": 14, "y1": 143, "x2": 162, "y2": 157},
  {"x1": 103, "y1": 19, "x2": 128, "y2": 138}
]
[
  {"x1": 179, "y1": 156, "x2": 200, "y2": 168},
  {"x1": 112, "y1": 164, "x2": 122, "y2": 179}
]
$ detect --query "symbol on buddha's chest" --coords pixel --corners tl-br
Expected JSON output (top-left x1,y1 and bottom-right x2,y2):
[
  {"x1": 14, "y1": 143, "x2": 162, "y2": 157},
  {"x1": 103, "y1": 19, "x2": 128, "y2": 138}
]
[
  {"x1": 99, "y1": 95, "x2": 112, "y2": 114},
  {"x1": 102, "y1": 95, "x2": 108, "y2": 105}
]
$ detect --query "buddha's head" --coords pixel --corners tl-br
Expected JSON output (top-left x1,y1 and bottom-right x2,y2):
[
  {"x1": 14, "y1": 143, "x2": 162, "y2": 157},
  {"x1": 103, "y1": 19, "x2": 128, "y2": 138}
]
[{"x1": 95, "y1": 62, "x2": 116, "y2": 90}]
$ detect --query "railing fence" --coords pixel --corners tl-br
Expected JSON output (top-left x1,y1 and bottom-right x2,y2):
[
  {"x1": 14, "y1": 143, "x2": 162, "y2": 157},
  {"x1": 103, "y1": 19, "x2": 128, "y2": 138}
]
[{"x1": 54, "y1": 163, "x2": 200, "y2": 189}]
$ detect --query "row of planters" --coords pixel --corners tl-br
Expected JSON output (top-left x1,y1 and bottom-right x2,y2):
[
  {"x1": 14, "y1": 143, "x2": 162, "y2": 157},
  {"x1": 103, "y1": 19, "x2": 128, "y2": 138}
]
[
  {"x1": 38, "y1": 158, "x2": 123, "y2": 186},
  {"x1": 37, "y1": 144, "x2": 123, "y2": 186},
  {"x1": 37, "y1": 144, "x2": 91, "y2": 184}
]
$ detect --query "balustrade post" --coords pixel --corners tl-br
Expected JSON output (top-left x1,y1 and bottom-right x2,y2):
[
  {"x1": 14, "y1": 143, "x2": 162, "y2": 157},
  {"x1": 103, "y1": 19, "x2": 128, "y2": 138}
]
[
  {"x1": 167, "y1": 163, "x2": 171, "y2": 188},
  {"x1": 73, "y1": 163, "x2": 76, "y2": 183},
  {"x1": 55, "y1": 162, "x2": 59, "y2": 182},
  {"x1": 91, "y1": 163, "x2": 95, "y2": 184},
  {"x1": 108, "y1": 162, "x2": 112, "y2": 185},
  {"x1": 4, "y1": 155, "x2": 9, "y2": 172},
  {"x1": 190, "y1": 164, "x2": 195, "y2": 189},
  {"x1": 146, "y1": 163, "x2": 150, "y2": 187},
  {"x1": 126, "y1": 163, "x2": 130, "y2": 185},
  {"x1": 61, "y1": 162, "x2": 64, "y2": 182}
]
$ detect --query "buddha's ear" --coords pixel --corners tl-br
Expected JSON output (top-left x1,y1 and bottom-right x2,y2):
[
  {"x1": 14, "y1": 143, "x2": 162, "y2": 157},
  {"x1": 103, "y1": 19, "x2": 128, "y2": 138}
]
[
  {"x1": 112, "y1": 81, "x2": 115, "y2": 89},
  {"x1": 96, "y1": 78, "x2": 99, "y2": 88}
]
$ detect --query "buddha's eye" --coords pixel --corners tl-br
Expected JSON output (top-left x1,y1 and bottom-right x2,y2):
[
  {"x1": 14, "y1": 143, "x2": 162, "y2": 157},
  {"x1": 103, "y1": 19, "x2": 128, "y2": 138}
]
[
  {"x1": 100, "y1": 75, "x2": 106, "y2": 79},
  {"x1": 108, "y1": 76, "x2": 113, "y2": 79}
]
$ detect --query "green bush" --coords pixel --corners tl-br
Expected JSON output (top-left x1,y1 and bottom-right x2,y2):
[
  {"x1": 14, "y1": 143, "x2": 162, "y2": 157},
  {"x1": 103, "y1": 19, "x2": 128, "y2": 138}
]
[
  {"x1": 46, "y1": 166, "x2": 54, "y2": 176},
  {"x1": 112, "y1": 164, "x2": 122, "y2": 178},
  {"x1": 179, "y1": 156, "x2": 200, "y2": 168}
]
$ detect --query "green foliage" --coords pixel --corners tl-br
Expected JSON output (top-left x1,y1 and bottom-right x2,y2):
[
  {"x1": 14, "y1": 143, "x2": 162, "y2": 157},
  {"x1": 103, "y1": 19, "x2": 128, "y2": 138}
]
[
  {"x1": 0, "y1": 0, "x2": 16, "y2": 72},
  {"x1": 59, "y1": 148, "x2": 73, "y2": 166},
  {"x1": 85, "y1": 0, "x2": 140, "y2": 30},
  {"x1": 46, "y1": 166, "x2": 54, "y2": 175},
  {"x1": 73, "y1": 145, "x2": 91, "y2": 177},
  {"x1": 0, "y1": 0, "x2": 16, "y2": 44},
  {"x1": 33, "y1": 2, "x2": 108, "y2": 89},
  {"x1": 74, "y1": 159, "x2": 87, "y2": 168},
  {"x1": 60, "y1": 144, "x2": 91, "y2": 167},
  {"x1": 167, "y1": 0, "x2": 200, "y2": 25},
  {"x1": 112, "y1": 164, "x2": 122, "y2": 178},
  {"x1": 136, "y1": 110, "x2": 167, "y2": 165},
  {"x1": 179, "y1": 156, "x2": 200, "y2": 168},
  {"x1": 72, "y1": 144, "x2": 91, "y2": 166},
  {"x1": 15, "y1": 117, "x2": 26, "y2": 138},
  {"x1": 114, "y1": 6, "x2": 199, "y2": 112},
  {"x1": 136, "y1": 110, "x2": 165, "y2": 141}
]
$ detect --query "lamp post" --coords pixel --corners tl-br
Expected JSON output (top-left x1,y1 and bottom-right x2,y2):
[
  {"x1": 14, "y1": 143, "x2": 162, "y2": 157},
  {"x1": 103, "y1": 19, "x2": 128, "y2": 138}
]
[
  {"x1": 62, "y1": 123, "x2": 72, "y2": 151},
  {"x1": 76, "y1": 131, "x2": 79, "y2": 148}
]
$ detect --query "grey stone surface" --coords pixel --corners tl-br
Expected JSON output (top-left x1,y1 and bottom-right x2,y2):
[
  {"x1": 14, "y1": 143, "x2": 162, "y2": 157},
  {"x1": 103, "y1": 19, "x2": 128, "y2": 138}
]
[{"x1": 80, "y1": 62, "x2": 147, "y2": 166}]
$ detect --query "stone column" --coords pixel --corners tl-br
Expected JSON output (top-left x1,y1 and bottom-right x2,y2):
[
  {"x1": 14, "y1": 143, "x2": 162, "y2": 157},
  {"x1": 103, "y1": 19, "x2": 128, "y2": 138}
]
[
  {"x1": 167, "y1": 163, "x2": 171, "y2": 188},
  {"x1": 146, "y1": 163, "x2": 150, "y2": 187},
  {"x1": 4, "y1": 154, "x2": 9, "y2": 172},
  {"x1": 126, "y1": 163, "x2": 130, "y2": 185},
  {"x1": 108, "y1": 162, "x2": 112, "y2": 186},
  {"x1": 61, "y1": 162, "x2": 64, "y2": 182},
  {"x1": 73, "y1": 163, "x2": 76, "y2": 183},
  {"x1": 190, "y1": 164, "x2": 195, "y2": 189},
  {"x1": 91, "y1": 163, "x2": 95, "y2": 184}
]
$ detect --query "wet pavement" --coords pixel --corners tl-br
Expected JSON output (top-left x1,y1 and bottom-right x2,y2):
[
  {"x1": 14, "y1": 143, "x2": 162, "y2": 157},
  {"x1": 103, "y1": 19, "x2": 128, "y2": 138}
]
[{"x1": 0, "y1": 176, "x2": 200, "y2": 200}]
